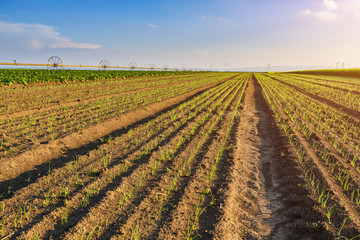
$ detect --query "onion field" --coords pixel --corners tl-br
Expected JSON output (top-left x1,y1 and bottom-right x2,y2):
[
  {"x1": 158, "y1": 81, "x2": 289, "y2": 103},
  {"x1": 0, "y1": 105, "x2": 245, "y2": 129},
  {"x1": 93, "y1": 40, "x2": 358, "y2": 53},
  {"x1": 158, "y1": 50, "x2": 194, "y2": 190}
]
[{"x1": 0, "y1": 70, "x2": 359, "y2": 239}]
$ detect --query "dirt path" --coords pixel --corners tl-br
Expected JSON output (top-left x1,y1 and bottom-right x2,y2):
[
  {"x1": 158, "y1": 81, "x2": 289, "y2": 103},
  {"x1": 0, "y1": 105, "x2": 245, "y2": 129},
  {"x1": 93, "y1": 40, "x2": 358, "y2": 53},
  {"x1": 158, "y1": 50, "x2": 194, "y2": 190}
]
[{"x1": 214, "y1": 76, "x2": 330, "y2": 239}]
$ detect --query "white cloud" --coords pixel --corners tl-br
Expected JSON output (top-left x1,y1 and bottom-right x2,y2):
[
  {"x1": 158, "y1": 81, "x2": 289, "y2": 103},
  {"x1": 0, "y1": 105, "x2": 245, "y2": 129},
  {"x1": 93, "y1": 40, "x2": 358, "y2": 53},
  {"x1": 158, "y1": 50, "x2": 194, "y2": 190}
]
[
  {"x1": 217, "y1": 17, "x2": 224, "y2": 21},
  {"x1": 301, "y1": 0, "x2": 339, "y2": 21},
  {"x1": 302, "y1": 9, "x2": 339, "y2": 20},
  {"x1": 314, "y1": 10, "x2": 339, "y2": 20},
  {"x1": 0, "y1": 21, "x2": 100, "y2": 50},
  {"x1": 195, "y1": 50, "x2": 209, "y2": 57},
  {"x1": 324, "y1": 0, "x2": 338, "y2": 10},
  {"x1": 146, "y1": 23, "x2": 158, "y2": 28}
]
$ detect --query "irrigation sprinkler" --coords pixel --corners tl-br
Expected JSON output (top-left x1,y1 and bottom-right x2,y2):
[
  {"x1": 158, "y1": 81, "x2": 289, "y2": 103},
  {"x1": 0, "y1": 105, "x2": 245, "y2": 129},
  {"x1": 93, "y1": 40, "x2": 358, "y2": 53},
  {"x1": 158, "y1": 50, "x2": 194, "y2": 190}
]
[
  {"x1": 128, "y1": 62, "x2": 137, "y2": 69},
  {"x1": 99, "y1": 60, "x2": 111, "y2": 70},
  {"x1": 47, "y1": 56, "x2": 64, "y2": 70},
  {"x1": 0, "y1": 58, "x2": 180, "y2": 71}
]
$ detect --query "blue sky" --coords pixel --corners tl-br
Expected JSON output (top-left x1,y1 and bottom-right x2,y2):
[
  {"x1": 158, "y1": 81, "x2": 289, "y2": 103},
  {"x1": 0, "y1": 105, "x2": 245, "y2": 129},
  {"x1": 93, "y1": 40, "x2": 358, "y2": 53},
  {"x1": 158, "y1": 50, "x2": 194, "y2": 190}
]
[{"x1": 1, "y1": 0, "x2": 360, "y2": 70}]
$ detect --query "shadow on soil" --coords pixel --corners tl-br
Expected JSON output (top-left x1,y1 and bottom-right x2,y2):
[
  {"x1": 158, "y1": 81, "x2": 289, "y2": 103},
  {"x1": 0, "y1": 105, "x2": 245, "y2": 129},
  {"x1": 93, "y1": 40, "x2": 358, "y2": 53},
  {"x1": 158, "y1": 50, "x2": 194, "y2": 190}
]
[{"x1": 0, "y1": 88, "x2": 210, "y2": 200}]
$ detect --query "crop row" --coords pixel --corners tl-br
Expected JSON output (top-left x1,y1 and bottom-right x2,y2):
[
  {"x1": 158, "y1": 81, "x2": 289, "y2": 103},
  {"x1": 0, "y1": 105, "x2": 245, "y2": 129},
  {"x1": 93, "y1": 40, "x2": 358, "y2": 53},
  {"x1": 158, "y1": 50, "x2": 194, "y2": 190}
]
[
  {"x1": 264, "y1": 75, "x2": 360, "y2": 160},
  {"x1": 180, "y1": 74, "x2": 246, "y2": 239},
  {"x1": 0, "y1": 74, "x2": 250, "y2": 239},
  {"x1": 290, "y1": 69, "x2": 360, "y2": 79},
  {"x1": 0, "y1": 74, "x2": 235, "y2": 237},
  {"x1": 108, "y1": 75, "x2": 247, "y2": 240},
  {"x1": 279, "y1": 73, "x2": 360, "y2": 92},
  {"x1": 257, "y1": 73, "x2": 360, "y2": 238},
  {"x1": 0, "y1": 69, "x2": 198, "y2": 86},
  {"x1": 14, "y1": 73, "x2": 248, "y2": 238},
  {"x1": 0, "y1": 72, "x2": 223, "y2": 115},
  {"x1": 0, "y1": 73, "x2": 237, "y2": 159},
  {"x1": 261, "y1": 75, "x2": 360, "y2": 170},
  {"x1": 258, "y1": 74, "x2": 360, "y2": 203},
  {"x1": 267, "y1": 73, "x2": 360, "y2": 112}
]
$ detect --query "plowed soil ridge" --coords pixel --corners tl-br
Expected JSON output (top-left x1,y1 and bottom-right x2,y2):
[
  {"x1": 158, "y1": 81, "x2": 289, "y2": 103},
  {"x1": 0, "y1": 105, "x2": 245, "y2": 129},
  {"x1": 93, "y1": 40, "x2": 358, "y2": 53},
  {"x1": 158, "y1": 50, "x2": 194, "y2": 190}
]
[
  {"x1": 0, "y1": 73, "x2": 208, "y2": 114},
  {"x1": 266, "y1": 75, "x2": 360, "y2": 121},
  {"x1": 0, "y1": 75, "x2": 236, "y2": 161},
  {"x1": 290, "y1": 74, "x2": 360, "y2": 87},
  {"x1": 268, "y1": 78, "x2": 360, "y2": 188},
  {"x1": 2, "y1": 73, "x2": 357, "y2": 239},
  {"x1": 0, "y1": 76, "x2": 218, "y2": 121},
  {"x1": 258, "y1": 74, "x2": 360, "y2": 237},
  {"x1": 0, "y1": 77, "x2": 235, "y2": 189},
  {"x1": 0, "y1": 75, "x2": 245, "y2": 239},
  {"x1": 57, "y1": 78, "x2": 244, "y2": 240},
  {"x1": 151, "y1": 77, "x2": 247, "y2": 240},
  {"x1": 211, "y1": 76, "x2": 329, "y2": 239},
  {"x1": 280, "y1": 75, "x2": 360, "y2": 95}
]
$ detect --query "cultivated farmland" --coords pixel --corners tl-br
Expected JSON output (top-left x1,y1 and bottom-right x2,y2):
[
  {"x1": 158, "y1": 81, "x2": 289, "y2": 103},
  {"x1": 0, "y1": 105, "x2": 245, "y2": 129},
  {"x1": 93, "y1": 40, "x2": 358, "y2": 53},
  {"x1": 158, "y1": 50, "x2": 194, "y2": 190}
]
[{"x1": 0, "y1": 70, "x2": 360, "y2": 239}]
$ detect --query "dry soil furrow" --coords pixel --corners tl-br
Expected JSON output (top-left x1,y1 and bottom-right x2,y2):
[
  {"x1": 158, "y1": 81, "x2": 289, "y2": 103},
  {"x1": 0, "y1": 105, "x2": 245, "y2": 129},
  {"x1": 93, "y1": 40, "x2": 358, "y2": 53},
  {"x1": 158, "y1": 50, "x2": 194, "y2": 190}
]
[
  {"x1": 259, "y1": 76, "x2": 360, "y2": 235},
  {"x1": 0, "y1": 73, "x2": 207, "y2": 109},
  {"x1": 94, "y1": 79, "x2": 245, "y2": 240},
  {"x1": 214, "y1": 76, "x2": 329, "y2": 239},
  {"x1": 0, "y1": 75, "x2": 221, "y2": 121},
  {"x1": 278, "y1": 75, "x2": 360, "y2": 95},
  {"x1": 0, "y1": 78, "x2": 231, "y2": 208},
  {"x1": 0, "y1": 77, "x2": 236, "y2": 186},
  {"x1": 290, "y1": 74, "x2": 360, "y2": 87},
  {"x1": 1, "y1": 79, "x2": 241, "y2": 239},
  {"x1": 266, "y1": 75, "x2": 360, "y2": 121},
  {"x1": 151, "y1": 80, "x2": 245, "y2": 240},
  {"x1": 12, "y1": 79, "x2": 242, "y2": 239},
  {"x1": 271, "y1": 83, "x2": 360, "y2": 188}
]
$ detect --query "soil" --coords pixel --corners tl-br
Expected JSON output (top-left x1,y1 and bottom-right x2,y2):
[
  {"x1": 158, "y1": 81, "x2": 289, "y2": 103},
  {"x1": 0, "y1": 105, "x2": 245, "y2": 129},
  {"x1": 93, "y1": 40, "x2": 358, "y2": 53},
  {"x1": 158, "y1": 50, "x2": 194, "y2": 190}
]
[
  {"x1": 0, "y1": 77, "x2": 232, "y2": 188},
  {"x1": 267, "y1": 75, "x2": 360, "y2": 121},
  {"x1": 283, "y1": 75, "x2": 360, "y2": 95},
  {"x1": 211, "y1": 76, "x2": 331, "y2": 239},
  {"x1": 290, "y1": 74, "x2": 360, "y2": 87},
  {"x1": 260, "y1": 75, "x2": 360, "y2": 234},
  {"x1": 0, "y1": 74, "x2": 220, "y2": 121},
  {"x1": 1, "y1": 73, "x2": 357, "y2": 239}
]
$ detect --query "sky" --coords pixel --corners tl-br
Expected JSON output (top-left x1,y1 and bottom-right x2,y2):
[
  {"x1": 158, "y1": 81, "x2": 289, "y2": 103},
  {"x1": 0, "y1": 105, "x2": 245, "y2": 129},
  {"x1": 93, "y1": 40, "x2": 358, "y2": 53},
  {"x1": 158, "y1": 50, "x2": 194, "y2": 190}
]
[{"x1": 1, "y1": 0, "x2": 360, "y2": 70}]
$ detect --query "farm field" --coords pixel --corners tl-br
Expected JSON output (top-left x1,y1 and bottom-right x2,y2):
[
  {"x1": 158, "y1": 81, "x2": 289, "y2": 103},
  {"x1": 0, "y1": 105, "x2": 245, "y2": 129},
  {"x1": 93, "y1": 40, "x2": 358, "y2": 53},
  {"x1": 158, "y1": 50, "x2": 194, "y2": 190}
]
[{"x1": 0, "y1": 70, "x2": 360, "y2": 239}]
